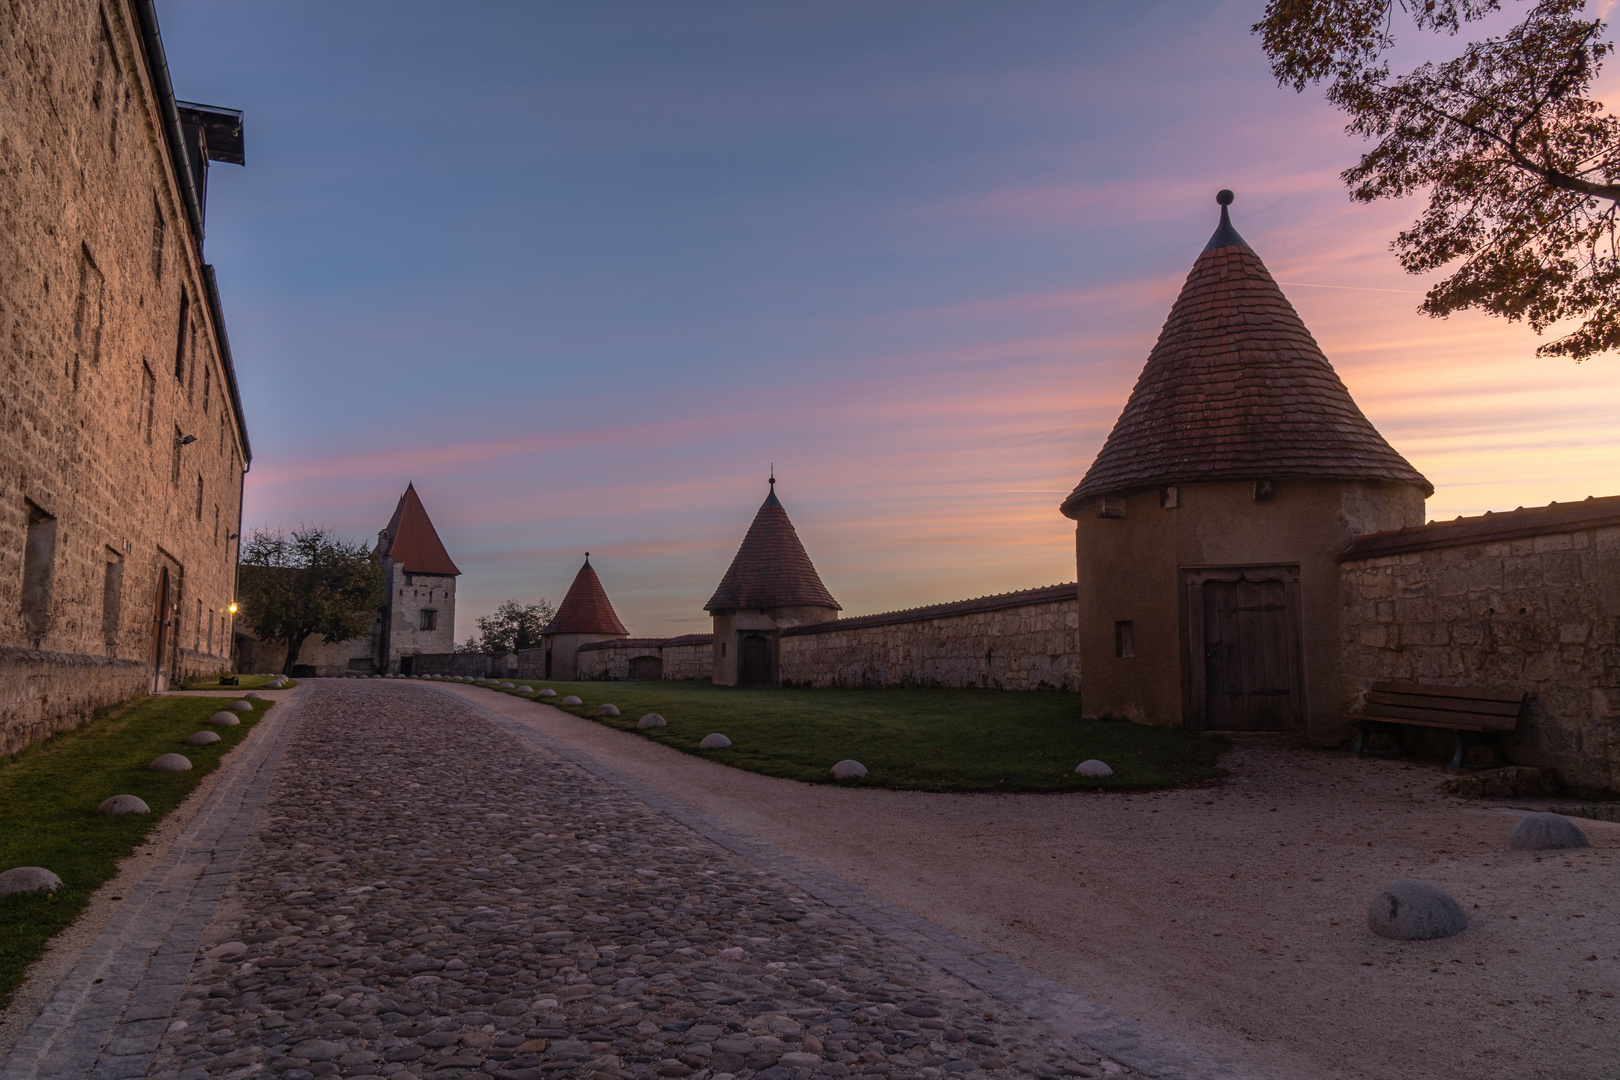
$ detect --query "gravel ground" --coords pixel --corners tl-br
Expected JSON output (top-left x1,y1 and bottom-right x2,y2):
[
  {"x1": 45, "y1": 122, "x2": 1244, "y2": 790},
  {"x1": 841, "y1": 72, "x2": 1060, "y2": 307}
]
[{"x1": 148, "y1": 683, "x2": 1123, "y2": 1080}]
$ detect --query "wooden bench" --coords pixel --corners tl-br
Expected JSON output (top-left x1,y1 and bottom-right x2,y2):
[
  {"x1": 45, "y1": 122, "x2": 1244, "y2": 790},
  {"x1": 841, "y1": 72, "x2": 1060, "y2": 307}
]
[{"x1": 1351, "y1": 681, "x2": 1527, "y2": 768}]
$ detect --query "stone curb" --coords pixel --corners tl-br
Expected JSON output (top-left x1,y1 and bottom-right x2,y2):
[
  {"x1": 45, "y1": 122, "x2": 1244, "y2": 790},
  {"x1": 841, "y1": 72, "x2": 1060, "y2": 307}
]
[
  {"x1": 433, "y1": 685, "x2": 1249, "y2": 1080},
  {"x1": 0, "y1": 687, "x2": 311, "y2": 1080}
]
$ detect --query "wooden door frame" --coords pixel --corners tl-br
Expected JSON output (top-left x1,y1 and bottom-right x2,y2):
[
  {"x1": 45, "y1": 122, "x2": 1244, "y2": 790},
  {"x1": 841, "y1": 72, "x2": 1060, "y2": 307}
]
[{"x1": 1183, "y1": 565, "x2": 1306, "y2": 731}]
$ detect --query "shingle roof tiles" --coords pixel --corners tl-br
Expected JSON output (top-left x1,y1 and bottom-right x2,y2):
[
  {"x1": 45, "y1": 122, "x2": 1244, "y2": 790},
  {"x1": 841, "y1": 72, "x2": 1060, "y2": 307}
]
[
  {"x1": 705, "y1": 487, "x2": 840, "y2": 612},
  {"x1": 1062, "y1": 239, "x2": 1428, "y2": 517},
  {"x1": 543, "y1": 559, "x2": 629, "y2": 636},
  {"x1": 380, "y1": 484, "x2": 461, "y2": 577}
]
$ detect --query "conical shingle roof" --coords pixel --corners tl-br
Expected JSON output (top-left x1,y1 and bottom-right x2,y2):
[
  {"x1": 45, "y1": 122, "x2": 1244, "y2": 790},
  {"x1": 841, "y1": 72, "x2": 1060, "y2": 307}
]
[
  {"x1": 705, "y1": 482, "x2": 840, "y2": 612},
  {"x1": 380, "y1": 483, "x2": 461, "y2": 576},
  {"x1": 1061, "y1": 194, "x2": 1430, "y2": 518},
  {"x1": 544, "y1": 556, "x2": 628, "y2": 635}
]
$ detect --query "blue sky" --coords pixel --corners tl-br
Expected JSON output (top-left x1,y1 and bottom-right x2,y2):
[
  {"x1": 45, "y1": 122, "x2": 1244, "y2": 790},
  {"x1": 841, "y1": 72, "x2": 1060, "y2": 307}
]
[{"x1": 163, "y1": 1, "x2": 1620, "y2": 640}]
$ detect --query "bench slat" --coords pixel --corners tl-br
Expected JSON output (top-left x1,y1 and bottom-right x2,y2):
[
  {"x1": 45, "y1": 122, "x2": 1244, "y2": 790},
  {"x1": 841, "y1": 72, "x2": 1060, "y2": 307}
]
[
  {"x1": 1370, "y1": 681, "x2": 1526, "y2": 705},
  {"x1": 1360, "y1": 703, "x2": 1519, "y2": 731},
  {"x1": 1364, "y1": 691, "x2": 1523, "y2": 718}
]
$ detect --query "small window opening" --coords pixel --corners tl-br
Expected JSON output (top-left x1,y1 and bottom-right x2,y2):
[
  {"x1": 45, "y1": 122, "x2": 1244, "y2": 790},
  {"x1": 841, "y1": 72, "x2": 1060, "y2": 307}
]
[
  {"x1": 421, "y1": 609, "x2": 437, "y2": 631},
  {"x1": 720, "y1": 642, "x2": 727, "y2": 658},
  {"x1": 1253, "y1": 479, "x2": 1274, "y2": 501},
  {"x1": 1114, "y1": 620, "x2": 1135, "y2": 659},
  {"x1": 151, "y1": 194, "x2": 166, "y2": 280},
  {"x1": 140, "y1": 363, "x2": 156, "y2": 442},
  {"x1": 102, "y1": 552, "x2": 124, "y2": 646},
  {"x1": 171, "y1": 426, "x2": 183, "y2": 484},
  {"x1": 1159, "y1": 486, "x2": 1178, "y2": 509},
  {"x1": 203, "y1": 364, "x2": 212, "y2": 414},
  {"x1": 22, "y1": 501, "x2": 58, "y2": 644},
  {"x1": 1097, "y1": 496, "x2": 1126, "y2": 519},
  {"x1": 173, "y1": 290, "x2": 189, "y2": 381},
  {"x1": 195, "y1": 474, "x2": 204, "y2": 520}
]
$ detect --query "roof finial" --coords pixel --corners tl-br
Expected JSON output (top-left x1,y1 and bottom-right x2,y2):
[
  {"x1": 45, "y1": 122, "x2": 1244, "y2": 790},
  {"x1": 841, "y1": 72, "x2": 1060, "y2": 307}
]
[
  {"x1": 769, "y1": 463, "x2": 775, "y2": 488},
  {"x1": 1203, "y1": 189, "x2": 1248, "y2": 252},
  {"x1": 584, "y1": 551, "x2": 591, "y2": 567}
]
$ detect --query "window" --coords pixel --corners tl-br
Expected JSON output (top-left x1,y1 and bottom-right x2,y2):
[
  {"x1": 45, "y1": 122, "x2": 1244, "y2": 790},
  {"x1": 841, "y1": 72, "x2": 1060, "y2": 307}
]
[
  {"x1": 22, "y1": 501, "x2": 57, "y2": 644},
  {"x1": 202, "y1": 364, "x2": 212, "y2": 414},
  {"x1": 150, "y1": 194, "x2": 165, "y2": 280},
  {"x1": 1114, "y1": 621, "x2": 1135, "y2": 659},
  {"x1": 140, "y1": 363, "x2": 156, "y2": 442},
  {"x1": 420, "y1": 609, "x2": 437, "y2": 631},
  {"x1": 213, "y1": 504, "x2": 219, "y2": 544},
  {"x1": 72, "y1": 246, "x2": 104, "y2": 388},
  {"x1": 172, "y1": 426, "x2": 183, "y2": 485},
  {"x1": 195, "y1": 598, "x2": 202, "y2": 649},
  {"x1": 195, "y1": 474, "x2": 204, "y2": 520},
  {"x1": 94, "y1": 10, "x2": 123, "y2": 156},
  {"x1": 102, "y1": 552, "x2": 123, "y2": 646},
  {"x1": 173, "y1": 289, "x2": 189, "y2": 381}
]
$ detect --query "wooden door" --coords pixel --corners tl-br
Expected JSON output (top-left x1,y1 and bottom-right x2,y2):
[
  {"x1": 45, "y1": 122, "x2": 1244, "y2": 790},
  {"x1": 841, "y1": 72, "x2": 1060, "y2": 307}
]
[
  {"x1": 1186, "y1": 568, "x2": 1303, "y2": 731},
  {"x1": 738, "y1": 634, "x2": 771, "y2": 687},
  {"x1": 630, "y1": 655, "x2": 663, "y2": 681},
  {"x1": 151, "y1": 567, "x2": 171, "y2": 692}
]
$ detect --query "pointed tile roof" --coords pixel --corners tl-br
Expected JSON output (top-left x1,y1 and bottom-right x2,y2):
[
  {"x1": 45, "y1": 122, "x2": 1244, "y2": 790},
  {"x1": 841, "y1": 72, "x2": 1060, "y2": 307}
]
[
  {"x1": 1061, "y1": 192, "x2": 1430, "y2": 518},
  {"x1": 706, "y1": 480, "x2": 840, "y2": 612},
  {"x1": 380, "y1": 483, "x2": 461, "y2": 576},
  {"x1": 543, "y1": 556, "x2": 629, "y2": 635}
]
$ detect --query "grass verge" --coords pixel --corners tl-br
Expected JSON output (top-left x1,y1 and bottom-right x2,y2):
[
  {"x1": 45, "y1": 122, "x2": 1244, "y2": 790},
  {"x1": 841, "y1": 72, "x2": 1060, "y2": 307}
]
[
  {"x1": 0, "y1": 694, "x2": 272, "y2": 1007},
  {"x1": 469, "y1": 678, "x2": 1224, "y2": 793},
  {"x1": 183, "y1": 675, "x2": 295, "y2": 691}
]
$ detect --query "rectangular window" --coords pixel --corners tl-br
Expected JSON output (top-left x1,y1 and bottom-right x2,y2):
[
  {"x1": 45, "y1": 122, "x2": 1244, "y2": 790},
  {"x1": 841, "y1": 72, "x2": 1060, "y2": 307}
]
[
  {"x1": 420, "y1": 609, "x2": 437, "y2": 631},
  {"x1": 195, "y1": 474, "x2": 204, "y2": 519},
  {"x1": 1114, "y1": 620, "x2": 1135, "y2": 659},
  {"x1": 208, "y1": 606, "x2": 215, "y2": 654},
  {"x1": 102, "y1": 551, "x2": 123, "y2": 646},
  {"x1": 172, "y1": 426, "x2": 183, "y2": 485},
  {"x1": 151, "y1": 194, "x2": 165, "y2": 280},
  {"x1": 22, "y1": 501, "x2": 57, "y2": 644},
  {"x1": 140, "y1": 363, "x2": 156, "y2": 441},
  {"x1": 213, "y1": 504, "x2": 219, "y2": 544},
  {"x1": 202, "y1": 364, "x2": 212, "y2": 414},
  {"x1": 195, "y1": 598, "x2": 202, "y2": 649},
  {"x1": 173, "y1": 289, "x2": 189, "y2": 381},
  {"x1": 72, "y1": 246, "x2": 105, "y2": 388}
]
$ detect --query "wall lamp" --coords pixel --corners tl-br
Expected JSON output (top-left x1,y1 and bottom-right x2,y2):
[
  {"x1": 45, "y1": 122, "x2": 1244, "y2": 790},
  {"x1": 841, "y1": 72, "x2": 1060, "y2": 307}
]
[{"x1": 176, "y1": 433, "x2": 197, "y2": 446}]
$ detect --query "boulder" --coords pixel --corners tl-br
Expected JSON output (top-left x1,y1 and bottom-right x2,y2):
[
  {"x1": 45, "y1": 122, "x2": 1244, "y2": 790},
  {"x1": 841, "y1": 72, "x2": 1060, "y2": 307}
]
[
  {"x1": 699, "y1": 734, "x2": 732, "y2": 750},
  {"x1": 537, "y1": 689, "x2": 557, "y2": 698},
  {"x1": 500, "y1": 682, "x2": 515, "y2": 689},
  {"x1": 638, "y1": 714, "x2": 667, "y2": 729},
  {"x1": 209, "y1": 711, "x2": 240, "y2": 726},
  {"x1": 187, "y1": 730, "x2": 222, "y2": 746},
  {"x1": 596, "y1": 704, "x2": 620, "y2": 717},
  {"x1": 1508, "y1": 812, "x2": 1590, "y2": 851},
  {"x1": 517, "y1": 686, "x2": 533, "y2": 693},
  {"x1": 243, "y1": 692, "x2": 264, "y2": 700},
  {"x1": 1075, "y1": 760, "x2": 1114, "y2": 777},
  {"x1": 150, "y1": 753, "x2": 193, "y2": 772},
  {"x1": 561, "y1": 696, "x2": 583, "y2": 706},
  {"x1": 1367, "y1": 879, "x2": 1468, "y2": 940},
  {"x1": 228, "y1": 700, "x2": 253, "y2": 713},
  {"x1": 0, "y1": 867, "x2": 63, "y2": 896},
  {"x1": 96, "y1": 794, "x2": 150, "y2": 815},
  {"x1": 831, "y1": 760, "x2": 867, "y2": 780}
]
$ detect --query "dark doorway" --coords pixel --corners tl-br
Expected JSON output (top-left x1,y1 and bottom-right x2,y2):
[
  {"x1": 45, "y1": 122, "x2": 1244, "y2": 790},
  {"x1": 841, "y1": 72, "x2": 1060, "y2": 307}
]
[
  {"x1": 630, "y1": 655, "x2": 663, "y2": 681},
  {"x1": 400, "y1": 655, "x2": 414, "y2": 676},
  {"x1": 1186, "y1": 568, "x2": 1303, "y2": 731},
  {"x1": 150, "y1": 566, "x2": 171, "y2": 692},
  {"x1": 738, "y1": 633, "x2": 771, "y2": 687},
  {"x1": 544, "y1": 648, "x2": 552, "y2": 679}
]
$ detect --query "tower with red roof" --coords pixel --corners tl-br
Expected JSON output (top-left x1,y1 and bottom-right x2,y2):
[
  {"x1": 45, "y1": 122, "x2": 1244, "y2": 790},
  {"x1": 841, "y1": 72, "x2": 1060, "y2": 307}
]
[
  {"x1": 706, "y1": 475, "x2": 840, "y2": 686},
  {"x1": 1062, "y1": 192, "x2": 1429, "y2": 738},
  {"x1": 538, "y1": 555, "x2": 630, "y2": 679},
  {"x1": 376, "y1": 483, "x2": 461, "y2": 673}
]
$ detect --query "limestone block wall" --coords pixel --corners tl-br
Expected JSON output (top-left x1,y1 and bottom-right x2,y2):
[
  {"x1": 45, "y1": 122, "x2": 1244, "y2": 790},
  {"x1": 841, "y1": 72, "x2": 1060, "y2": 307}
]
[
  {"x1": 0, "y1": 647, "x2": 148, "y2": 757},
  {"x1": 660, "y1": 635, "x2": 715, "y2": 681},
  {"x1": 1339, "y1": 500, "x2": 1620, "y2": 792},
  {"x1": 576, "y1": 639, "x2": 666, "y2": 681},
  {"x1": 776, "y1": 584, "x2": 1078, "y2": 691},
  {"x1": 382, "y1": 566, "x2": 457, "y2": 673}
]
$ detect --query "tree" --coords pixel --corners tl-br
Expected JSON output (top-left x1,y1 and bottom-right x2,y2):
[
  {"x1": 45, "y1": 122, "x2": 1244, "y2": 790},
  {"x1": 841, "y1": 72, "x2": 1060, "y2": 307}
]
[
  {"x1": 1256, "y1": 0, "x2": 1620, "y2": 359},
  {"x1": 237, "y1": 526, "x2": 384, "y2": 675},
  {"x1": 461, "y1": 598, "x2": 556, "y2": 654}
]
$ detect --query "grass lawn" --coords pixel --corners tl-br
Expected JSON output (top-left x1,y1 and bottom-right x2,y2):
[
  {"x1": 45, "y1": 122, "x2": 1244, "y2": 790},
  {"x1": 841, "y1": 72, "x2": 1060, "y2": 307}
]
[
  {"x1": 183, "y1": 674, "x2": 295, "y2": 691},
  {"x1": 0, "y1": 694, "x2": 272, "y2": 1007},
  {"x1": 470, "y1": 679, "x2": 1224, "y2": 793}
]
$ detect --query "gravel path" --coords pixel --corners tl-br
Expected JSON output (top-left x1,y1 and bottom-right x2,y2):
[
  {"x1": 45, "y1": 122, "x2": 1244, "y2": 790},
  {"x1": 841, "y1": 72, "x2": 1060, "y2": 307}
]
[{"x1": 144, "y1": 683, "x2": 1160, "y2": 1080}]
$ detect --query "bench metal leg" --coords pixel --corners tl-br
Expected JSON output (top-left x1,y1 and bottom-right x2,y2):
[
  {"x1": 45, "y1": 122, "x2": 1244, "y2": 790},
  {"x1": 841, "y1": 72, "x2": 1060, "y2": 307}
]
[
  {"x1": 1451, "y1": 730, "x2": 1474, "y2": 769},
  {"x1": 1354, "y1": 720, "x2": 1373, "y2": 756}
]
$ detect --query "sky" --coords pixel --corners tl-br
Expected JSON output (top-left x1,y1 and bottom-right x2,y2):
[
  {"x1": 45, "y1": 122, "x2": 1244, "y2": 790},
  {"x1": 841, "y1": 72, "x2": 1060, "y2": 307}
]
[{"x1": 161, "y1": 0, "x2": 1620, "y2": 641}]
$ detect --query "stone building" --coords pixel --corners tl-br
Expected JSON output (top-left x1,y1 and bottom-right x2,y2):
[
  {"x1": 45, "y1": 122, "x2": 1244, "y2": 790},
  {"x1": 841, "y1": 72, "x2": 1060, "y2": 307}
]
[
  {"x1": 1061, "y1": 193, "x2": 1430, "y2": 739},
  {"x1": 1, "y1": 0, "x2": 250, "y2": 754},
  {"x1": 235, "y1": 484, "x2": 460, "y2": 676},
  {"x1": 525, "y1": 556, "x2": 628, "y2": 680},
  {"x1": 706, "y1": 477, "x2": 841, "y2": 686}
]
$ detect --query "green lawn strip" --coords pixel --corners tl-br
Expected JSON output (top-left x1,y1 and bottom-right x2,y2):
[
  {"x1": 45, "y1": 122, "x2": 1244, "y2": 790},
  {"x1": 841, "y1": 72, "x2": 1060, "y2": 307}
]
[
  {"x1": 0, "y1": 695, "x2": 272, "y2": 1007},
  {"x1": 490, "y1": 680, "x2": 1224, "y2": 793},
  {"x1": 183, "y1": 675, "x2": 296, "y2": 691}
]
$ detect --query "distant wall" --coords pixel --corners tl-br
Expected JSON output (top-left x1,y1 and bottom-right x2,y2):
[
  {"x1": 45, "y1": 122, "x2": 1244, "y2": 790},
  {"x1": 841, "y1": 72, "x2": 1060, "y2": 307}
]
[
  {"x1": 660, "y1": 634, "x2": 714, "y2": 681},
  {"x1": 1339, "y1": 499, "x2": 1620, "y2": 792},
  {"x1": 577, "y1": 639, "x2": 666, "y2": 681},
  {"x1": 776, "y1": 584, "x2": 1078, "y2": 691}
]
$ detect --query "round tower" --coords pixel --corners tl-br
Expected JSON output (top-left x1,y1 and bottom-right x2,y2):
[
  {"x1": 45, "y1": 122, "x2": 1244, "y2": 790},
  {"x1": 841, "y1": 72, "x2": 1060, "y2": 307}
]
[
  {"x1": 539, "y1": 555, "x2": 629, "y2": 680},
  {"x1": 1061, "y1": 192, "x2": 1430, "y2": 737}
]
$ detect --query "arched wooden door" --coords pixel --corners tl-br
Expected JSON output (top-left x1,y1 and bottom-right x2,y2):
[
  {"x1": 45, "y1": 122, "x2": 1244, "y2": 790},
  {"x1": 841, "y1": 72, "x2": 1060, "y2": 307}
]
[
  {"x1": 738, "y1": 633, "x2": 772, "y2": 687},
  {"x1": 151, "y1": 567, "x2": 172, "y2": 692}
]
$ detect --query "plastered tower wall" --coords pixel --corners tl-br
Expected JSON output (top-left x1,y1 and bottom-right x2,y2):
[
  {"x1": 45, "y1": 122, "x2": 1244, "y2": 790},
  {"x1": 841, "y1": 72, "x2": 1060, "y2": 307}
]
[
  {"x1": 1, "y1": 0, "x2": 248, "y2": 753},
  {"x1": 381, "y1": 563, "x2": 457, "y2": 673}
]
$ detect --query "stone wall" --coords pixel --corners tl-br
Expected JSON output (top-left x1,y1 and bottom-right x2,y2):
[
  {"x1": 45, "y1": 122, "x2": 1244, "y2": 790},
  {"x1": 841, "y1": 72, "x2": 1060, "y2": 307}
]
[
  {"x1": 1339, "y1": 498, "x2": 1620, "y2": 792},
  {"x1": 660, "y1": 634, "x2": 714, "y2": 681},
  {"x1": 0, "y1": 646, "x2": 149, "y2": 757},
  {"x1": 1, "y1": 0, "x2": 248, "y2": 749},
  {"x1": 576, "y1": 639, "x2": 667, "y2": 681},
  {"x1": 776, "y1": 584, "x2": 1078, "y2": 691}
]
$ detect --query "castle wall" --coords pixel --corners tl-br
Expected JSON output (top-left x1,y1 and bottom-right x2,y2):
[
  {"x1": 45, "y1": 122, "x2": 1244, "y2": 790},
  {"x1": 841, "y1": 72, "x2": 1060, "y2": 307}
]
[
  {"x1": 1, "y1": 0, "x2": 245, "y2": 750},
  {"x1": 576, "y1": 639, "x2": 666, "y2": 681},
  {"x1": 776, "y1": 586, "x2": 1078, "y2": 691},
  {"x1": 1339, "y1": 514, "x2": 1620, "y2": 792},
  {"x1": 382, "y1": 565, "x2": 457, "y2": 673},
  {"x1": 660, "y1": 635, "x2": 715, "y2": 681}
]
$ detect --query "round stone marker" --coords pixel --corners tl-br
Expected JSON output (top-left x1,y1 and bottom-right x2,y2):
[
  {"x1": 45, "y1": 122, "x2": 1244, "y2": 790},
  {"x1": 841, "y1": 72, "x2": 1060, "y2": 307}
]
[
  {"x1": 1509, "y1": 812, "x2": 1590, "y2": 851},
  {"x1": 1075, "y1": 759, "x2": 1114, "y2": 777},
  {"x1": 831, "y1": 759, "x2": 867, "y2": 779},
  {"x1": 96, "y1": 795, "x2": 150, "y2": 815},
  {"x1": 637, "y1": 713, "x2": 667, "y2": 729},
  {"x1": 209, "y1": 711, "x2": 240, "y2": 726},
  {"x1": 596, "y1": 704, "x2": 620, "y2": 717},
  {"x1": 0, "y1": 867, "x2": 63, "y2": 896},
  {"x1": 561, "y1": 696, "x2": 583, "y2": 705},
  {"x1": 1367, "y1": 879, "x2": 1468, "y2": 940},
  {"x1": 699, "y1": 733, "x2": 732, "y2": 750},
  {"x1": 150, "y1": 753, "x2": 193, "y2": 772},
  {"x1": 187, "y1": 730, "x2": 222, "y2": 746},
  {"x1": 517, "y1": 686, "x2": 533, "y2": 693},
  {"x1": 243, "y1": 692, "x2": 264, "y2": 700},
  {"x1": 228, "y1": 700, "x2": 253, "y2": 713},
  {"x1": 537, "y1": 689, "x2": 557, "y2": 697},
  {"x1": 500, "y1": 681, "x2": 515, "y2": 689}
]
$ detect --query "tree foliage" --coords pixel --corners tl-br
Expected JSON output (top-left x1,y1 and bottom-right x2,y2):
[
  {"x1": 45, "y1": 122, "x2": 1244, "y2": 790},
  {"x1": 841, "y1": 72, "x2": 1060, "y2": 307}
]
[
  {"x1": 461, "y1": 598, "x2": 556, "y2": 654},
  {"x1": 238, "y1": 526, "x2": 384, "y2": 675},
  {"x1": 1256, "y1": 0, "x2": 1620, "y2": 359}
]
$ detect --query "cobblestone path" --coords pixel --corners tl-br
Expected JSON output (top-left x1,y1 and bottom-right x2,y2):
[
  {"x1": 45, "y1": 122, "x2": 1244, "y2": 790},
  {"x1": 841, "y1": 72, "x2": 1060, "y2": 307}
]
[{"x1": 148, "y1": 683, "x2": 1127, "y2": 1080}]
